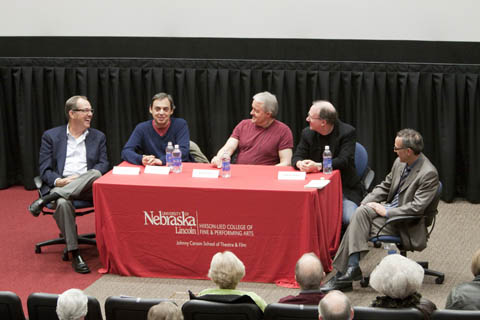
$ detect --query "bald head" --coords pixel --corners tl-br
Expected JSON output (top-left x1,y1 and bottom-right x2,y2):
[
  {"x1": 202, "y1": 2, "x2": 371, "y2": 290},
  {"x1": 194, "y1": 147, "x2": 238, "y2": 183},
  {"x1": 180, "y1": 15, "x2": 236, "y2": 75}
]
[
  {"x1": 295, "y1": 253, "x2": 325, "y2": 290},
  {"x1": 312, "y1": 101, "x2": 338, "y2": 125},
  {"x1": 318, "y1": 290, "x2": 353, "y2": 320}
]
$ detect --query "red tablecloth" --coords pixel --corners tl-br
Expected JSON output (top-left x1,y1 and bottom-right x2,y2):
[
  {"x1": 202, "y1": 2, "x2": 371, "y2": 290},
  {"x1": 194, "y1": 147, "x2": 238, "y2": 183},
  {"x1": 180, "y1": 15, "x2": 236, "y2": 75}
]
[{"x1": 93, "y1": 162, "x2": 342, "y2": 284}]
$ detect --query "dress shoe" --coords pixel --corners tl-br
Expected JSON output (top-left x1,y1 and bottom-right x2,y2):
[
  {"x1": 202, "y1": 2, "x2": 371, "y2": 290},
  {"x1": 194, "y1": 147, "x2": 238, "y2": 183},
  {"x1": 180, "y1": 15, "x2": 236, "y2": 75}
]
[
  {"x1": 336, "y1": 265, "x2": 362, "y2": 282},
  {"x1": 28, "y1": 198, "x2": 46, "y2": 217},
  {"x1": 72, "y1": 255, "x2": 91, "y2": 274},
  {"x1": 321, "y1": 276, "x2": 353, "y2": 292}
]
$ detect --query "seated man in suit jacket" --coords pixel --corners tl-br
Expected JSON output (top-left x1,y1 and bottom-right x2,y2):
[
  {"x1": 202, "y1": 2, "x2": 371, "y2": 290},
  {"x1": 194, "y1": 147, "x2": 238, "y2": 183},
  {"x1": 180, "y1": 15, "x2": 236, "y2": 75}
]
[
  {"x1": 28, "y1": 95, "x2": 109, "y2": 274},
  {"x1": 321, "y1": 128, "x2": 439, "y2": 292},
  {"x1": 292, "y1": 100, "x2": 363, "y2": 225}
]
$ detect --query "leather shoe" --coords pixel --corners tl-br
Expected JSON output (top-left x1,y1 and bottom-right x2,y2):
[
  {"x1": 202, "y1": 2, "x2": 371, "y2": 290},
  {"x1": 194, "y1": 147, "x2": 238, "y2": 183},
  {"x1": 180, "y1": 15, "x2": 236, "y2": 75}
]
[
  {"x1": 336, "y1": 265, "x2": 362, "y2": 282},
  {"x1": 72, "y1": 255, "x2": 91, "y2": 274},
  {"x1": 28, "y1": 198, "x2": 46, "y2": 217},
  {"x1": 321, "y1": 276, "x2": 353, "y2": 292}
]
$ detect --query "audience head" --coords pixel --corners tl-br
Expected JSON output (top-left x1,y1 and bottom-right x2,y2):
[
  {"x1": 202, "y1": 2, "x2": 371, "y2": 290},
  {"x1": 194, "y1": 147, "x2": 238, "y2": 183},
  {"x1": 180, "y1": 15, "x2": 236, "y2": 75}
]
[
  {"x1": 147, "y1": 301, "x2": 183, "y2": 320},
  {"x1": 318, "y1": 290, "x2": 353, "y2": 320},
  {"x1": 295, "y1": 252, "x2": 325, "y2": 290},
  {"x1": 207, "y1": 251, "x2": 245, "y2": 289},
  {"x1": 471, "y1": 248, "x2": 480, "y2": 277},
  {"x1": 370, "y1": 254, "x2": 424, "y2": 299},
  {"x1": 396, "y1": 128, "x2": 424, "y2": 155},
  {"x1": 56, "y1": 288, "x2": 88, "y2": 320}
]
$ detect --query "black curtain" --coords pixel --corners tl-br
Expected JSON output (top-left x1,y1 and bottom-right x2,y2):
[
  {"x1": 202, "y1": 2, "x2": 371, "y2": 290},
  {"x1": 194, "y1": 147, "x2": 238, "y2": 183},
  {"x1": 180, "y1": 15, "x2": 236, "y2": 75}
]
[{"x1": 1, "y1": 58, "x2": 479, "y2": 203}]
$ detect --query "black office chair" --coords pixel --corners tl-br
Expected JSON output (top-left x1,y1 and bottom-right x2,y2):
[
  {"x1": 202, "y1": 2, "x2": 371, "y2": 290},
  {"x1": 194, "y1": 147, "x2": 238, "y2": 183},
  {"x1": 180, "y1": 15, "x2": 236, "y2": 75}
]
[
  {"x1": 0, "y1": 291, "x2": 26, "y2": 320},
  {"x1": 432, "y1": 309, "x2": 480, "y2": 319},
  {"x1": 353, "y1": 306, "x2": 425, "y2": 320},
  {"x1": 361, "y1": 182, "x2": 445, "y2": 287},
  {"x1": 264, "y1": 303, "x2": 318, "y2": 320},
  {"x1": 182, "y1": 299, "x2": 263, "y2": 320},
  {"x1": 27, "y1": 292, "x2": 103, "y2": 320},
  {"x1": 355, "y1": 142, "x2": 375, "y2": 194},
  {"x1": 32, "y1": 176, "x2": 96, "y2": 261},
  {"x1": 104, "y1": 296, "x2": 171, "y2": 320}
]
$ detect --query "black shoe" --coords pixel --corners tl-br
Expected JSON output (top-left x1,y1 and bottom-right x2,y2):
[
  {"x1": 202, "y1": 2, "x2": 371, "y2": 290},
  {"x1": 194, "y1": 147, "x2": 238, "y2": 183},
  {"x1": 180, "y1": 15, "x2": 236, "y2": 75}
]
[
  {"x1": 321, "y1": 276, "x2": 353, "y2": 292},
  {"x1": 28, "y1": 198, "x2": 46, "y2": 217},
  {"x1": 337, "y1": 265, "x2": 362, "y2": 282},
  {"x1": 72, "y1": 255, "x2": 91, "y2": 274}
]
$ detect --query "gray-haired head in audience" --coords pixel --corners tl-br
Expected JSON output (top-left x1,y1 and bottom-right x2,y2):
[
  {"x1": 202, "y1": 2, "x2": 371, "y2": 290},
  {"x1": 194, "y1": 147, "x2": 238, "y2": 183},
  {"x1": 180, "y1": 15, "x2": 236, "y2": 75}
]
[
  {"x1": 370, "y1": 254, "x2": 424, "y2": 299},
  {"x1": 56, "y1": 288, "x2": 88, "y2": 320},
  {"x1": 318, "y1": 290, "x2": 353, "y2": 320},
  {"x1": 208, "y1": 251, "x2": 246, "y2": 289},
  {"x1": 296, "y1": 252, "x2": 325, "y2": 290}
]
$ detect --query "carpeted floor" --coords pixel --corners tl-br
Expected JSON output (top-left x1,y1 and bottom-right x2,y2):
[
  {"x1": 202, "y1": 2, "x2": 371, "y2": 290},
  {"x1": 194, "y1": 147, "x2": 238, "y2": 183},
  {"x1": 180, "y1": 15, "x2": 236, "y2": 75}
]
[
  {"x1": 2, "y1": 185, "x2": 479, "y2": 318},
  {"x1": 83, "y1": 200, "x2": 480, "y2": 316},
  {"x1": 0, "y1": 186, "x2": 102, "y2": 314}
]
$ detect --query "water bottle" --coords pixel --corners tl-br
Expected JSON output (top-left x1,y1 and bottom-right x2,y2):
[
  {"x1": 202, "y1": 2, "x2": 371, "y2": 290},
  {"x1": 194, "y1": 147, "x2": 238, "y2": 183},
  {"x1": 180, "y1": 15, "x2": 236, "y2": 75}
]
[
  {"x1": 165, "y1": 141, "x2": 174, "y2": 169},
  {"x1": 323, "y1": 145, "x2": 333, "y2": 174},
  {"x1": 221, "y1": 152, "x2": 231, "y2": 178},
  {"x1": 172, "y1": 144, "x2": 182, "y2": 173},
  {"x1": 384, "y1": 243, "x2": 397, "y2": 255}
]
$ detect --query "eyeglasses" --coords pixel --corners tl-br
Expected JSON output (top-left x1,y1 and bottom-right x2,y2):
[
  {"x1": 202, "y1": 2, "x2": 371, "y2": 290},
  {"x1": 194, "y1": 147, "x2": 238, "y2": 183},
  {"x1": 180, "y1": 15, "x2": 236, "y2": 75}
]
[
  {"x1": 393, "y1": 146, "x2": 407, "y2": 151},
  {"x1": 73, "y1": 108, "x2": 94, "y2": 114},
  {"x1": 307, "y1": 113, "x2": 322, "y2": 120}
]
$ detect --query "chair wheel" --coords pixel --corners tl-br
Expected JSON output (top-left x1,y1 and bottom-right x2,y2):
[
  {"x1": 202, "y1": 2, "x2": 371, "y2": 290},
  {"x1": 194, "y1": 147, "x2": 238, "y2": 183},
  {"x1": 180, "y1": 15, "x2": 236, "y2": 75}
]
[
  {"x1": 62, "y1": 251, "x2": 69, "y2": 261},
  {"x1": 360, "y1": 277, "x2": 370, "y2": 287},
  {"x1": 436, "y1": 275, "x2": 445, "y2": 284},
  {"x1": 35, "y1": 246, "x2": 41, "y2": 254}
]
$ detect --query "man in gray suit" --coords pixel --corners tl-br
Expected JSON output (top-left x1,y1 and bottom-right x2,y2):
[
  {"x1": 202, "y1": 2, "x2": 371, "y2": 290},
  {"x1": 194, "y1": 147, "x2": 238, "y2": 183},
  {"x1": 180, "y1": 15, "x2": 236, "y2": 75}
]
[{"x1": 322, "y1": 128, "x2": 439, "y2": 292}]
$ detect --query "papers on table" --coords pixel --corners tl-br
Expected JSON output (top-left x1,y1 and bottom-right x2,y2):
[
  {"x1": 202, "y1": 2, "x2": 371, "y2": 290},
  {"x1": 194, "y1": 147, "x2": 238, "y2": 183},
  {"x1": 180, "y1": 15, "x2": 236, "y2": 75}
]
[
  {"x1": 277, "y1": 171, "x2": 306, "y2": 180},
  {"x1": 192, "y1": 169, "x2": 220, "y2": 178},
  {"x1": 144, "y1": 165, "x2": 171, "y2": 175},
  {"x1": 304, "y1": 179, "x2": 330, "y2": 189},
  {"x1": 112, "y1": 166, "x2": 140, "y2": 175}
]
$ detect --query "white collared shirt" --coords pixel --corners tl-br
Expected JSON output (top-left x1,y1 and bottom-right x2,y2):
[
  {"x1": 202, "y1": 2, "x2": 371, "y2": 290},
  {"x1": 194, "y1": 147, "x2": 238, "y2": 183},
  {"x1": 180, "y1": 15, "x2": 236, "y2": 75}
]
[{"x1": 63, "y1": 126, "x2": 89, "y2": 177}]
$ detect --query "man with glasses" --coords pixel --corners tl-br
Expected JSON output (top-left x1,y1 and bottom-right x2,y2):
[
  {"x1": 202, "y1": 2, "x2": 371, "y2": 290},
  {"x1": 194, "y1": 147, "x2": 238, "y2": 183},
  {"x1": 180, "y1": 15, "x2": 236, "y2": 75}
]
[
  {"x1": 293, "y1": 100, "x2": 363, "y2": 225},
  {"x1": 28, "y1": 95, "x2": 109, "y2": 274},
  {"x1": 321, "y1": 129, "x2": 439, "y2": 292}
]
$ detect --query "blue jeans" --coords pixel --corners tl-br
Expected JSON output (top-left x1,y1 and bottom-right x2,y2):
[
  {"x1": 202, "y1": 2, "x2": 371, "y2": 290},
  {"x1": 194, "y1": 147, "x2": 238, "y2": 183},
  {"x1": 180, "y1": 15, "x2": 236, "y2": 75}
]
[{"x1": 342, "y1": 195, "x2": 358, "y2": 225}]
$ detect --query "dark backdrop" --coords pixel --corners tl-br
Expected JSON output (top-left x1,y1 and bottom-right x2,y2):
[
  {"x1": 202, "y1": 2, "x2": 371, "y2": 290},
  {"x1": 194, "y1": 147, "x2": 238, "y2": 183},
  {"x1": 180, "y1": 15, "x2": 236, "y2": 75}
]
[{"x1": 1, "y1": 37, "x2": 479, "y2": 203}]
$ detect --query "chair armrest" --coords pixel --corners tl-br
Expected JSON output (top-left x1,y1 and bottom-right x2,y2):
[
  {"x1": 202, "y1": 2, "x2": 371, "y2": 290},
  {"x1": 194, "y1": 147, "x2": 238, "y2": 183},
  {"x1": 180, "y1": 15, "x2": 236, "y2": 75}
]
[{"x1": 375, "y1": 215, "x2": 422, "y2": 238}]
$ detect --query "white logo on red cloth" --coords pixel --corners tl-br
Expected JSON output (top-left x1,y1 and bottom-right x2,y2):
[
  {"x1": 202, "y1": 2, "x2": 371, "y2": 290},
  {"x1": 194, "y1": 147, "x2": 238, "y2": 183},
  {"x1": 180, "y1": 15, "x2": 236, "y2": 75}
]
[{"x1": 144, "y1": 210, "x2": 197, "y2": 227}]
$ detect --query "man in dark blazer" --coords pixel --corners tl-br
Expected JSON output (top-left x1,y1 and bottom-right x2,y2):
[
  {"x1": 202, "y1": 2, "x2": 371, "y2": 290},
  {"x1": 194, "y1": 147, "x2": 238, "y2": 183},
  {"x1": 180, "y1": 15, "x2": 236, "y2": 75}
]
[
  {"x1": 322, "y1": 128, "x2": 439, "y2": 292},
  {"x1": 292, "y1": 100, "x2": 363, "y2": 225},
  {"x1": 28, "y1": 95, "x2": 109, "y2": 274}
]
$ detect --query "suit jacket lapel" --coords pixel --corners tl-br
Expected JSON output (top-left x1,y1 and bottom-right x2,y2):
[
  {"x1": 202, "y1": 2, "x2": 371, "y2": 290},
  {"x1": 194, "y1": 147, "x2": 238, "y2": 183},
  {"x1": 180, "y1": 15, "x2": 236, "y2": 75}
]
[
  {"x1": 398, "y1": 153, "x2": 425, "y2": 195},
  {"x1": 57, "y1": 126, "x2": 68, "y2": 176},
  {"x1": 389, "y1": 159, "x2": 405, "y2": 201},
  {"x1": 85, "y1": 131, "x2": 93, "y2": 169}
]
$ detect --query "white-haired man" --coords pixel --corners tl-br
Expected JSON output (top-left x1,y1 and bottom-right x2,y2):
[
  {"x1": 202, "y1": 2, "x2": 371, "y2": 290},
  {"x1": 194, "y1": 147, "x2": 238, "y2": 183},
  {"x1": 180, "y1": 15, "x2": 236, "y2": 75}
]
[{"x1": 211, "y1": 91, "x2": 293, "y2": 166}]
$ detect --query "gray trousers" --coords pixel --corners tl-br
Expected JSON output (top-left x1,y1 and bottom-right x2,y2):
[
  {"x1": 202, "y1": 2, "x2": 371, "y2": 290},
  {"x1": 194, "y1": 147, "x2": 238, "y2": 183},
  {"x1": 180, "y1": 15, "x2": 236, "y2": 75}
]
[
  {"x1": 50, "y1": 169, "x2": 101, "y2": 251},
  {"x1": 332, "y1": 204, "x2": 399, "y2": 273}
]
